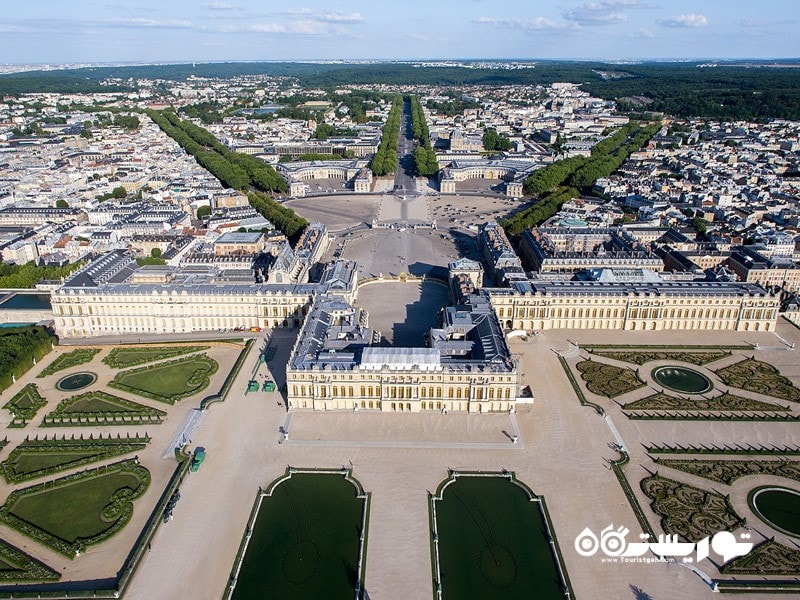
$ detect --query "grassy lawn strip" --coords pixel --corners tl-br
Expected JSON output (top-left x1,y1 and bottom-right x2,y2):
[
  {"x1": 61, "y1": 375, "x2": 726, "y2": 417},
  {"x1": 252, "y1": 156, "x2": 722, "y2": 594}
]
[
  {"x1": 716, "y1": 358, "x2": 800, "y2": 403},
  {"x1": 576, "y1": 359, "x2": 645, "y2": 398},
  {"x1": 0, "y1": 538, "x2": 59, "y2": 582},
  {"x1": 42, "y1": 390, "x2": 165, "y2": 427},
  {"x1": 3, "y1": 384, "x2": 46, "y2": 426},
  {"x1": 37, "y1": 348, "x2": 100, "y2": 377},
  {"x1": 0, "y1": 434, "x2": 150, "y2": 483},
  {"x1": 102, "y1": 345, "x2": 210, "y2": 369},
  {"x1": 108, "y1": 354, "x2": 218, "y2": 404},
  {"x1": 0, "y1": 459, "x2": 150, "y2": 557}
]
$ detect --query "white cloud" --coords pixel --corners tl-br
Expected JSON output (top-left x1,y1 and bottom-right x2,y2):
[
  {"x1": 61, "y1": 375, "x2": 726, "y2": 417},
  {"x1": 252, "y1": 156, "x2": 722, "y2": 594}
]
[
  {"x1": 658, "y1": 14, "x2": 709, "y2": 28},
  {"x1": 273, "y1": 8, "x2": 364, "y2": 24},
  {"x1": 563, "y1": 3, "x2": 628, "y2": 26},
  {"x1": 315, "y1": 12, "x2": 365, "y2": 24},
  {"x1": 105, "y1": 18, "x2": 197, "y2": 29},
  {"x1": 217, "y1": 20, "x2": 331, "y2": 35},
  {"x1": 472, "y1": 16, "x2": 560, "y2": 30},
  {"x1": 205, "y1": 2, "x2": 240, "y2": 11}
]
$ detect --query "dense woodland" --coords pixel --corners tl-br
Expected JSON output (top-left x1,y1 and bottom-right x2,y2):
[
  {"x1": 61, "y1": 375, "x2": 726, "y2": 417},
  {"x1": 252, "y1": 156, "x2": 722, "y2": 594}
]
[
  {"x1": 3, "y1": 62, "x2": 799, "y2": 120},
  {"x1": 0, "y1": 326, "x2": 54, "y2": 393}
]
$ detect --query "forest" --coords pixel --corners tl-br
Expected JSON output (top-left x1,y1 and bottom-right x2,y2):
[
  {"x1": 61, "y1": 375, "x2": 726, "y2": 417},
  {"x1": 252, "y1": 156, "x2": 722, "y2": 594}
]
[{"x1": 2, "y1": 61, "x2": 800, "y2": 120}]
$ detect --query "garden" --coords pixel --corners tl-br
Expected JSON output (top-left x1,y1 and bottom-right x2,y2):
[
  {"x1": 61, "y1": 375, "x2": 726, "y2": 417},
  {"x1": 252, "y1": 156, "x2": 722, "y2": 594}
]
[
  {"x1": 37, "y1": 348, "x2": 100, "y2": 377},
  {"x1": 109, "y1": 353, "x2": 218, "y2": 403},
  {"x1": 42, "y1": 390, "x2": 166, "y2": 427},
  {"x1": 0, "y1": 434, "x2": 150, "y2": 483},
  {"x1": 716, "y1": 358, "x2": 800, "y2": 403},
  {"x1": 575, "y1": 360, "x2": 645, "y2": 398},
  {"x1": 2, "y1": 384, "x2": 47, "y2": 427},
  {"x1": 102, "y1": 345, "x2": 210, "y2": 369},
  {"x1": 589, "y1": 349, "x2": 731, "y2": 366},
  {"x1": 0, "y1": 458, "x2": 150, "y2": 557}
]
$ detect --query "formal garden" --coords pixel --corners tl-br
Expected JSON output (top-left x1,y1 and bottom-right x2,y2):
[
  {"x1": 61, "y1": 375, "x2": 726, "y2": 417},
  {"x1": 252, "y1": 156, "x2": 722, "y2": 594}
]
[
  {"x1": 37, "y1": 348, "x2": 100, "y2": 377},
  {"x1": 575, "y1": 360, "x2": 645, "y2": 398},
  {"x1": 0, "y1": 458, "x2": 151, "y2": 557},
  {"x1": 716, "y1": 358, "x2": 800, "y2": 403},
  {"x1": 429, "y1": 473, "x2": 570, "y2": 600},
  {"x1": 109, "y1": 353, "x2": 219, "y2": 404},
  {"x1": 102, "y1": 345, "x2": 210, "y2": 369},
  {"x1": 0, "y1": 434, "x2": 150, "y2": 483},
  {"x1": 42, "y1": 390, "x2": 166, "y2": 427},
  {"x1": 2, "y1": 384, "x2": 47, "y2": 427},
  {"x1": 229, "y1": 470, "x2": 369, "y2": 600},
  {"x1": 640, "y1": 474, "x2": 743, "y2": 542}
]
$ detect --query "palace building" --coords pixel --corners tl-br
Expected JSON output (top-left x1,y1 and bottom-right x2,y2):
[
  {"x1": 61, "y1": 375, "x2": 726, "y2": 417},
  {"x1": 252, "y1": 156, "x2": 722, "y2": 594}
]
[{"x1": 285, "y1": 294, "x2": 521, "y2": 413}]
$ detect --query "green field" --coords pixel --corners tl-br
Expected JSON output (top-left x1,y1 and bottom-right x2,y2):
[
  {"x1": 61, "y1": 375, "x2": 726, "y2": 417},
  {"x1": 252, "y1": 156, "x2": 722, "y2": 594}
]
[
  {"x1": 0, "y1": 459, "x2": 150, "y2": 556},
  {"x1": 102, "y1": 345, "x2": 210, "y2": 369},
  {"x1": 108, "y1": 354, "x2": 218, "y2": 403},
  {"x1": 231, "y1": 472, "x2": 367, "y2": 600},
  {"x1": 432, "y1": 475, "x2": 567, "y2": 600},
  {"x1": 37, "y1": 348, "x2": 100, "y2": 377}
]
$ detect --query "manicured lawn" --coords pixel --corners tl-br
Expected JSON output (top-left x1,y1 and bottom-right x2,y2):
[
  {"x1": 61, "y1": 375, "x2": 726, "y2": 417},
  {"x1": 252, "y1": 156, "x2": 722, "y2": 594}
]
[
  {"x1": 37, "y1": 349, "x2": 100, "y2": 377},
  {"x1": 0, "y1": 459, "x2": 150, "y2": 556},
  {"x1": 102, "y1": 345, "x2": 209, "y2": 369},
  {"x1": 231, "y1": 473, "x2": 366, "y2": 600},
  {"x1": 109, "y1": 354, "x2": 218, "y2": 403},
  {"x1": 433, "y1": 476, "x2": 566, "y2": 600}
]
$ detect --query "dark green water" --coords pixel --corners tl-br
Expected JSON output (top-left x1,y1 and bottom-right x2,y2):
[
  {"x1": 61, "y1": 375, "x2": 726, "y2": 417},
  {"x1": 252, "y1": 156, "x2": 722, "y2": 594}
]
[
  {"x1": 231, "y1": 474, "x2": 365, "y2": 600},
  {"x1": 56, "y1": 372, "x2": 97, "y2": 391},
  {"x1": 752, "y1": 488, "x2": 800, "y2": 536},
  {"x1": 0, "y1": 294, "x2": 51, "y2": 310},
  {"x1": 652, "y1": 366, "x2": 713, "y2": 394},
  {"x1": 435, "y1": 476, "x2": 565, "y2": 600}
]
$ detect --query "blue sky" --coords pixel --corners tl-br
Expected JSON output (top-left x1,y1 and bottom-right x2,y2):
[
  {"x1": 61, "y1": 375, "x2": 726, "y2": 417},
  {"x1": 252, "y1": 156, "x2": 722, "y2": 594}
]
[{"x1": 0, "y1": 0, "x2": 797, "y2": 64}]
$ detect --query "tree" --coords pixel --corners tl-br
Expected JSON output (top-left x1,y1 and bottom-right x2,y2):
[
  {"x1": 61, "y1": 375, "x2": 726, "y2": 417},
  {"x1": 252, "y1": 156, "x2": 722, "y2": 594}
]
[
  {"x1": 150, "y1": 248, "x2": 162, "y2": 259},
  {"x1": 111, "y1": 186, "x2": 127, "y2": 199},
  {"x1": 483, "y1": 128, "x2": 512, "y2": 152},
  {"x1": 196, "y1": 205, "x2": 211, "y2": 219},
  {"x1": 55, "y1": 199, "x2": 69, "y2": 208}
]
